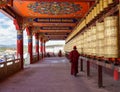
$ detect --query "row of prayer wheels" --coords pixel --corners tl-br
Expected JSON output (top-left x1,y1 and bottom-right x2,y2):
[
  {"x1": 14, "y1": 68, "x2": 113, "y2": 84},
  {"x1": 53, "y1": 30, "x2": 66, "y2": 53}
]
[
  {"x1": 86, "y1": 0, "x2": 114, "y2": 24},
  {"x1": 66, "y1": 0, "x2": 115, "y2": 43},
  {"x1": 65, "y1": 16, "x2": 118, "y2": 59}
]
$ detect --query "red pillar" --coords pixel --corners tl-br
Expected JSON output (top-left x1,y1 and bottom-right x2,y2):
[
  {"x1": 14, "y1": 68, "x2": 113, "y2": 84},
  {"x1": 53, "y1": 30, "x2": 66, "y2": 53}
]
[
  {"x1": 43, "y1": 40, "x2": 46, "y2": 56},
  {"x1": 14, "y1": 19, "x2": 24, "y2": 69},
  {"x1": 35, "y1": 33, "x2": 39, "y2": 61},
  {"x1": 28, "y1": 35, "x2": 33, "y2": 64},
  {"x1": 17, "y1": 30, "x2": 24, "y2": 69},
  {"x1": 40, "y1": 37, "x2": 43, "y2": 58}
]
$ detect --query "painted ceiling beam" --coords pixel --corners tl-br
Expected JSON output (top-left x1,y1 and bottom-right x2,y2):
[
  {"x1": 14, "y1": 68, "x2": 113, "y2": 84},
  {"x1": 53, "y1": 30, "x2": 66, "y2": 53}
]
[
  {"x1": 45, "y1": 35, "x2": 67, "y2": 37},
  {"x1": 37, "y1": 30, "x2": 72, "y2": 33},
  {"x1": 48, "y1": 38, "x2": 66, "y2": 40},
  {"x1": 20, "y1": 0, "x2": 95, "y2": 2},
  {"x1": 33, "y1": 23, "x2": 77, "y2": 27},
  {"x1": 46, "y1": 33, "x2": 69, "y2": 35}
]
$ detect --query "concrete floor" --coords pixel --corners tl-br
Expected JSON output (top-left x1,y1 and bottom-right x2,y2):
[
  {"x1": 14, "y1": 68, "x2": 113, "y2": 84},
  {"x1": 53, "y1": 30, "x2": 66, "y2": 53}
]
[{"x1": 0, "y1": 57, "x2": 119, "y2": 92}]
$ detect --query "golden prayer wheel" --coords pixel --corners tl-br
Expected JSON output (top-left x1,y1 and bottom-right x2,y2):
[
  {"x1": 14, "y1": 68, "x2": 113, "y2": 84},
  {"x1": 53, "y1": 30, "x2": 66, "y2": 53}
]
[
  {"x1": 96, "y1": 3, "x2": 100, "y2": 15},
  {"x1": 97, "y1": 32, "x2": 104, "y2": 40},
  {"x1": 104, "y1": 16, "x2": 118, "y2": 58},
  {"x1": 98, "y1": 40, "x2": 104, "y2": 47},
  {"x1": 104, "y1": 27, "x2": 117, "y2": 37},
  {"x1": 104, "y1": 37, "x2": 117, "y2": 46},
  {"x1": 103, "y1": 0, "x2": 108, "y2": 8},
  {"x1": 91, "y1": 26, "x2": 96, "y2": 35},
  {"x1": 100, "y1": 0, "x2": 103, "y2": 11},
  {"x1": 94, "y1": 6, "x2": 97, "y2": 17},
  {"x1": 108, "y1": 0, "x2": 113, "y2": 4},
  {"x1": 96, "y1": 22, "x2": 104, "y2": 31},
  {"x1": 105, "y1": 46, "x2": 118, "y2": 57},
  {"x1": 104, "y1": 16, "x2": 118, "y2": 27},
  {"x1": 96, "y1": 22, "x2": 104, "y2": 57},
  {"x1": 91, "y1": 10, "x2": 94, "y2": 19}
]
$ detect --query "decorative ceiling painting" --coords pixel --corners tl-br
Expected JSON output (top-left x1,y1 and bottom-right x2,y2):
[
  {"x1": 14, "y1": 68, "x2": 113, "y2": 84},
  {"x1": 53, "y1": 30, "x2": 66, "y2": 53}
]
[
  {"x1": 13, "y1": 1, "x2": 90, "y2": 18},
  {"x1": 6, "y1": 0, "x2": 95, "y2": 40},
  {"x1": 27, "y1": 2, "x2": 82, "y2": 15}
]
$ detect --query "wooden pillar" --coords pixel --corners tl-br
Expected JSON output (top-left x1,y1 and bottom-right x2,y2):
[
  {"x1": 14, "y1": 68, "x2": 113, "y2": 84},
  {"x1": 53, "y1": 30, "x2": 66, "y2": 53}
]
[
  {"x1": 40, "y1": 37, "x2": 43, "y2": 58},
  {"x1": 80, "y1": 58, "x2": 83, "y2": 71},
  {"x1": 28, "y1": 35, "x2": 33, "y2": 64},
  {"x1": 98, "y1": 65, "x2": 103, "y2": 88},
  {"x1": 43, "y1": 40, "x2": 46, "y2": 56},
  {"x1": 14, "y1": 19, "x2": 24, "y2": 69},
  {"x1": 87, "y1": 60, "x2": 90, "y2": 76},
  {"x1": 35, "y1": 33, "x2": 39, "y2": 61},
  {"x1": 26, "y1": 28, "x2": 33, "y2": 64},
  {"x1": 17, "y1": 30, "x2": 23, "y2": 69}
]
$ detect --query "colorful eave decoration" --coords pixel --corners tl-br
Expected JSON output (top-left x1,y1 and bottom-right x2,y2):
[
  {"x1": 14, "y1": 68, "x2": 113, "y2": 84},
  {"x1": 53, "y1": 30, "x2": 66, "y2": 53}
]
[
  {"x1": 27, "y1": 2, "x2": 82, "y2": 15},
  {"x1": 0, "y1": 0, "x2": 8, "y2": 7},
  {"x1": 33, "y1": 18, "x2": 78, "y2": 23}
]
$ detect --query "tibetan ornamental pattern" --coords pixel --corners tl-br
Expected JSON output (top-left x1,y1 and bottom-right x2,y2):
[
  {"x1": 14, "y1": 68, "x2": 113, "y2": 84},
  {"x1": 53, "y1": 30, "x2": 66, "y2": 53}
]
[{"x1": 27, "y1": 2, "x2": 81, "y2": 15}]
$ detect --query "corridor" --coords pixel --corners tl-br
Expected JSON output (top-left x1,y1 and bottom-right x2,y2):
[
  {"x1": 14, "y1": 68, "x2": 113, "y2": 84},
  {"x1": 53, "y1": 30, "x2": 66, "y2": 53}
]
[{"x1": 0, "y1": 57, "x2": 111, "y2": 92}]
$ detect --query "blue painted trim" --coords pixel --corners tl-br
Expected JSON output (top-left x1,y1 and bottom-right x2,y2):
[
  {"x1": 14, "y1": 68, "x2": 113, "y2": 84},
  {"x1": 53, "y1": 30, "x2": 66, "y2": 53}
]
[
  {"x1": 17, "y1": 35, "x2": 23, "y2": 40},
  {"x1": 28, "y1": 39, "x2": 32, "y2": 43}
]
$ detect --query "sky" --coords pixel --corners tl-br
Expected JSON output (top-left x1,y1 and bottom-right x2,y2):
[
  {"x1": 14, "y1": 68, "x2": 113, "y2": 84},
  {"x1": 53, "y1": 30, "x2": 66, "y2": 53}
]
[{"x1": 0, "y1": 12, "x2": 65, "y2": 46}]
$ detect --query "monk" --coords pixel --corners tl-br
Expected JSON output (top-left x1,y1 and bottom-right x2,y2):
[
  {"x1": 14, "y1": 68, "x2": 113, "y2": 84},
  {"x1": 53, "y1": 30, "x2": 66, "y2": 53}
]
[{"x1": 69, "y1": 46, "x2": 80, "y2": 77}]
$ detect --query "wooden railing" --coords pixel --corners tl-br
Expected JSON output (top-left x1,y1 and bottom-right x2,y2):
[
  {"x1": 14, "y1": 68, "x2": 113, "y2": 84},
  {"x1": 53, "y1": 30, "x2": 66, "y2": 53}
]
[
  {"x1": 0, "y1": 59, "x2": 21, "y2": 81},
  {"x1": 79, "y1": 55, "x2": 120, "y2": 88}
]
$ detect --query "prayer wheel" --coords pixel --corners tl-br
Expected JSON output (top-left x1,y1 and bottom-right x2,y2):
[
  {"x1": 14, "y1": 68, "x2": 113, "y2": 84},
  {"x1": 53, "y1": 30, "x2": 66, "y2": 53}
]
[
  {"x1": 100, "y1": 0, "x2": 103, "y2": 11},
  {"x1": 90, "y1": 26, "x2": 97, "y2": 55},
  {"x1": 103, "y1": 0, "x2": 108, "y2": 8},
  {"x1": 96, "y1": 3, "x2": 100, "y2": 15},
  {"x1": 108, "y1": 0, "x2": 113, "y2": 4},
  {"x1": 104, "y1": 16, "x2": 118, "y2": 58},
  {"x1": 91, "y1": 9, "x2": 94, "y2": 19},
  {"x1": 94, "y1": 6, "x2": 97, "y2": 17},
  {"x1": 96, "y1": 22, "x2": 104, "y2": 57}
]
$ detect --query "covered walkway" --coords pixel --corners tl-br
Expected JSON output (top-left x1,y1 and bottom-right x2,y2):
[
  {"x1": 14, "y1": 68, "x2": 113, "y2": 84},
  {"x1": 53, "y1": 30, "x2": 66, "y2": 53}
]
[{"x1": 0, "y1": 57, "x2": 115, "y2": 92}]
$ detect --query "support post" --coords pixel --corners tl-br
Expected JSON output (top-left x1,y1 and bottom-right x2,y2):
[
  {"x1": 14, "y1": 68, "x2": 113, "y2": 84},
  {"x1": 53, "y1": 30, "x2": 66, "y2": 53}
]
[
  {"x1": 40, "y1": 37, "x2": 43, "y2": 58},
  {"x1": 43, "y1": 40, "x2": 46, "y2": 56},
  {"x1": 26, "y1": 27, "x2": 33, "y2": 64},
  {"x1": 87, "y1": 60, "x2": 90, "y2": 76},
  {"x1": 35, "y1": 33, "x2": 39, "y2": 61},
  {"x1": 80, "y1": 58, "x2": 83, "y2": 71},
  {"x1": 98, "y1": 65, "x2": 103, "y2": 88},
  {"x1": 28, "y1": 35, "x2": 33, "y2": 64},
  {"x1": 17, "y1": 30, "x2": 23, "y2": 69},
  {"x1": 14, "y1": 19, "x2": 24, "y2": 69}
]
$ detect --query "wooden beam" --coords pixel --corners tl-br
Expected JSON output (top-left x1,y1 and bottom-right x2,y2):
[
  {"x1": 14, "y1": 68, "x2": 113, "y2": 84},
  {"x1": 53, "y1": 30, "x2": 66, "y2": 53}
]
[
  {"x1": 20, "y1": 0, "x2": 95, "y2": 2},
  {"x1": 46, "y1": 35, "x2": 67, "y2": 37},
  {"x1": 37, "y1": 30, "x2": 72, "y2": 33},
  {"x1": 0, "y1": 9, "x2": 14, "y2": 20},
  {"x1": 46, "y1": 32, "x2": 69, "y2": 35},
  {"x1": 33, "y1": 23, "x2": 77, "y2": 27},
  {"x1": 48, "y1": 37, "x2": 65, "y2": 40}
]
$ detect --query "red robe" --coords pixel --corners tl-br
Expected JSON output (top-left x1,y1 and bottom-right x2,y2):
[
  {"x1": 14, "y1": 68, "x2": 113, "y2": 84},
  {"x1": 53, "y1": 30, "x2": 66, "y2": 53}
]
[{"x1": 69, "y1": 49, "x2": 80, "y2": 75}]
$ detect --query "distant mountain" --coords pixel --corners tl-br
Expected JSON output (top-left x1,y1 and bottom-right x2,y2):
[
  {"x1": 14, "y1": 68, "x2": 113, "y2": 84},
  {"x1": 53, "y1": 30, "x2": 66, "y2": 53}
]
[{"x1": 0, "y1": 44, "x2": 16, "y2": 48}]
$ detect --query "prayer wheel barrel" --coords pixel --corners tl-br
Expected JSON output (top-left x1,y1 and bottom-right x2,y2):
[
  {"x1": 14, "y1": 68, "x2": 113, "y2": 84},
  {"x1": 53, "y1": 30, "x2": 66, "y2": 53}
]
[{"x1": 104, "y1": 16, "x2": 118, "y2": 58}]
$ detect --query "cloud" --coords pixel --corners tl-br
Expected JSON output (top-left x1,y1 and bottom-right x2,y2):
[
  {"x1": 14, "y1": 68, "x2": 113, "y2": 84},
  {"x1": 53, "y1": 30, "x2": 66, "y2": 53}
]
[
  {"x1": 0, "y1": 13, "x2": 65, "y2": 46},
  {"x1": 0, "y1": 13, "x2": 29, "y2": 46},
  {"x1": 0, "y1": 13, "x2": 17, "y2": 45}
]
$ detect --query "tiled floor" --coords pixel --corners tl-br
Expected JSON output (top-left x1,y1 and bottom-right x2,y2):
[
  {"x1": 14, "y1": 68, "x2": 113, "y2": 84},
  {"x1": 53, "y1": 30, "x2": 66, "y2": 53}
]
[{"x1": 0, "y1": 57, "x2": 119, "y2": 92}]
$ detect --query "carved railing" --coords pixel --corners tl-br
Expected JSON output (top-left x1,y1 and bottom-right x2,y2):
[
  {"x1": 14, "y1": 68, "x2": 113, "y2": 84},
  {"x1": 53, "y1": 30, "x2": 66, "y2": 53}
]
[{"x1": 0, "y1": 59, "x2": 21, "y2": 81}]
